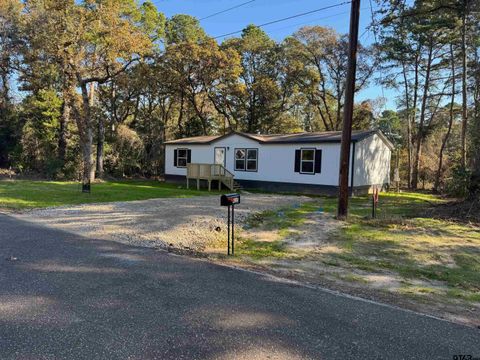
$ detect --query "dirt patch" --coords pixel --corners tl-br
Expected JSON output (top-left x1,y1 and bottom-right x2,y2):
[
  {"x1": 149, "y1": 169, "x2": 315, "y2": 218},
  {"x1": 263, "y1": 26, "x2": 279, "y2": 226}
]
[
  {"x1": 426, "y1": 198, "x2": 480, "y2": 225},
  {"x1": 284, "y1": 212, "x2": 339, "y2": 250}
]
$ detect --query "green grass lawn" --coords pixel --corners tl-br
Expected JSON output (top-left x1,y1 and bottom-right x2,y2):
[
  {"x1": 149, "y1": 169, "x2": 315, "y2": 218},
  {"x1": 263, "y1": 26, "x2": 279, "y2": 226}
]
[
  {"x1": 0, "y1": 180, "x2": 216, "y2": 210},
  {"x1": 332, "y1": 194, "x2": 480, "y2": 302},
  {"x1": 237, "y1": 192, "x2": 480, "y2": 308}
]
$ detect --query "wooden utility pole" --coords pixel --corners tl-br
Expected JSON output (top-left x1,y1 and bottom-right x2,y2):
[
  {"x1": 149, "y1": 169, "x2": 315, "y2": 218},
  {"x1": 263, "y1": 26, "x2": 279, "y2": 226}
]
[{"x1": 337, "y1": 0, "x2": 361, "y2": 220}]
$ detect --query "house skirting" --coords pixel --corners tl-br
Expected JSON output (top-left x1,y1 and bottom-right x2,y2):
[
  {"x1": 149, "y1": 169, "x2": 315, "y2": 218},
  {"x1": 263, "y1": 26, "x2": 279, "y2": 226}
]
[
  {"x1": 235, "y1": 179, "x2": 382, "y2": 196},
  {"x1": 165, "y1": 174, "x2": 384, "y2": 196},
  {"x1": 235, "y1": 179, "x2": 338, "y2": 195}
]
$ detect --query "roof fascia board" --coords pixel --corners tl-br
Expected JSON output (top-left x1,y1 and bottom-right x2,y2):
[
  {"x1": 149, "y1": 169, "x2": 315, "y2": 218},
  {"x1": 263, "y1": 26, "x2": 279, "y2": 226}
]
[
  {"x1": 210, "y1": 131, "x2": 265, "y2": 144},
  {"x1": 165, "y1": 131, "x2": 396, "y2": 148},
  {"x1": 374, "y1": 130, "x2": 395, "y2": 150}
]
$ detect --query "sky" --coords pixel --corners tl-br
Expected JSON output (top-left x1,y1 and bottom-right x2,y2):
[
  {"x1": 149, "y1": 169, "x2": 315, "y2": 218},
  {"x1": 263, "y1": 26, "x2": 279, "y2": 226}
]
[{"x1": 152, "y1": 0, "x2": 398, "y2": 110}]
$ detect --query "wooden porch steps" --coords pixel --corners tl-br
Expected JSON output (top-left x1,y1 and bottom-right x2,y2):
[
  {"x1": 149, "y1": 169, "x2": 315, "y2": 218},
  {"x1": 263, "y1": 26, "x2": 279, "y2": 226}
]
[
  {"x1": 233, "y1": 181, "x2": 243, "y2": 191},
  {"x1": 186, "y1": 163, "x2": 236, "y2": 191}
]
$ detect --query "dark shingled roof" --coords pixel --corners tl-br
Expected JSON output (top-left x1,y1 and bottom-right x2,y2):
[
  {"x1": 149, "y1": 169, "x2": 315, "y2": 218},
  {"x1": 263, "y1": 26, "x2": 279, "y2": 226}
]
[
  {"x1": 165, "y1": 135, "x2": 220, "y2": 145},
  {"x1": 165, "y1": 130, "x2": 394, "y2": 149}
]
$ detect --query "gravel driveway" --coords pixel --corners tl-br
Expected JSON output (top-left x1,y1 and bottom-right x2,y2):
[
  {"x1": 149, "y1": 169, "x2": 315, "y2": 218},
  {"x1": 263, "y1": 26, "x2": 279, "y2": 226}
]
[{"x1": 17, "y1": 194, "x2": 309, "y2": 252}]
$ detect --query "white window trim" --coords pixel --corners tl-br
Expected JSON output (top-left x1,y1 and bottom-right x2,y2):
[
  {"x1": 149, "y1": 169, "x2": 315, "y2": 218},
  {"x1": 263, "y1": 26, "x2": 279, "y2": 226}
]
[
  {"x1": 235, "y1": 148, "x2": 258, "y2": 172},
  {"x1": 176, "y1": 148, "x2": 189, "y2": 168},
  {"x1": 300, "y1": 148, "x2": 315, "y2": 175},
  {"x1": 234, "y1": 149, "x2": 246, "y2": 171}
]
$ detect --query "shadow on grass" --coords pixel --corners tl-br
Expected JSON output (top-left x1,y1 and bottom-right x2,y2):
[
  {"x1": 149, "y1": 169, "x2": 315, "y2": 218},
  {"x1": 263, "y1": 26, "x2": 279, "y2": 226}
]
[
  {"x1": 239, "y1": 192, "x2": 480, "y2": 300},
  {"x1": 328, "y1": 219, "x2": 480, "y2": 293}
]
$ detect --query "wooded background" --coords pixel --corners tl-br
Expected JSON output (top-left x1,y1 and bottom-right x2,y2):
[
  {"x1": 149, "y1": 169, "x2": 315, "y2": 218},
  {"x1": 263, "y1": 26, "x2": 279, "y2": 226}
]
[{"x1": 0, "y1": 0, "x2": 479, "y2": 198}]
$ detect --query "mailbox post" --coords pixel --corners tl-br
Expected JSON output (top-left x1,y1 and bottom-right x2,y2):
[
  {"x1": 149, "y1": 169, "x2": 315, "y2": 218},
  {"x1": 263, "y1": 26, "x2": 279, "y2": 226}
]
[{"x1": 220, "y1": 193, "x2": 241, "y2": 256}]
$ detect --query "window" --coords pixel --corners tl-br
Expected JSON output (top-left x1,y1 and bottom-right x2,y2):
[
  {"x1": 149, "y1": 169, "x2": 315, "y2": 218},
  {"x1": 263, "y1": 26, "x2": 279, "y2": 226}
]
[
  {"x1": 235, "y1": 148, "x2": 258, "y2": 172},
  {"x1": 295, "y1": 148, "x2": 322, "y2": 175},
  {"x1": 235, "y1": 149, "x2": 245, "y2": 170},
  {"x1": 300, "y1": 149, "x2": 315, "y2": 174},
  {"x1": 246, "y1": 149, "x2": 258, "y2": 171},
  {"x1": 174, "y1": 148, "x2": 190, "y2": 168}
]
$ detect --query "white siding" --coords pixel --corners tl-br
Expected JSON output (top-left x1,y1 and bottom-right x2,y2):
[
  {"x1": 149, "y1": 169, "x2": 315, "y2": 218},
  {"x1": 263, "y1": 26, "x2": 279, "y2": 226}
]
[
  {"x1": 353, "y1": 134, "x2": 391, "y2": 187},
  {"x1": 166, "y1": 134, "x2": 350, "y2": 186},
  {"x1": 165, "y1": 133, "x2": 390, "y2": 187}
]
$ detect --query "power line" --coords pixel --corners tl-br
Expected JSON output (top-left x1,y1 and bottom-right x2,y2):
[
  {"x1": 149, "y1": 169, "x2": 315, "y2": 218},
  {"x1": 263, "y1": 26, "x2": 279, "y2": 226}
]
[
  {"x1": 213, "y1": 1, "x2": 351, "y2": 39},
  {"x1": 200, "y1": 0, "x2": 256, "y2": 21},
  {"x1": 265, "y1": 8, "x2": 369, "y2": 35},
  {"x1": 368, "y1": 0, "x2": 379, "y2": 44},
  {"x1": 368, "y1": 0, "x2": 386, "y2": 110},
  {"x1": 359, "y1": 27, "x2": 370, "y2": 40}
]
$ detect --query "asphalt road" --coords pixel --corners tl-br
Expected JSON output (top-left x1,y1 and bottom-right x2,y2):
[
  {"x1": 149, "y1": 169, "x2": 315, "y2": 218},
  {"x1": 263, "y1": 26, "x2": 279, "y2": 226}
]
[{"x1": 0, "y1": 214, "x2": 479, "y2": 360}]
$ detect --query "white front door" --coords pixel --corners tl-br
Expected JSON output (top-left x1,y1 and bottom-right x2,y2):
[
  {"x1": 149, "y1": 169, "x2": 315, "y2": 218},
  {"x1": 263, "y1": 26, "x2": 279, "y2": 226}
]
[{"x1": 214, "y1": 147, "x2": 226, "y2": 166}]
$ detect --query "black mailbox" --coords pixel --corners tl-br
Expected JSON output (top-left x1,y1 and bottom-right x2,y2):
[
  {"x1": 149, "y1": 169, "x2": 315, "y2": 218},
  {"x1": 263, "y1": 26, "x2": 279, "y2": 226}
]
[
  {"x1": 221, "y1": 193, "x2": 241, "y2": 206},
  {"x1": 220, "y1": 193, "x2": 241, "y2": 256}
]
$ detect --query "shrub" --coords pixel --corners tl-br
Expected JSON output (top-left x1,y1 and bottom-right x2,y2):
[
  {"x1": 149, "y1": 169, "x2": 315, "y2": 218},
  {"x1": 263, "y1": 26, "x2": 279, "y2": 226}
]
[{"x1": 445, "y1": 166, "x2": 471, "y2": 198}]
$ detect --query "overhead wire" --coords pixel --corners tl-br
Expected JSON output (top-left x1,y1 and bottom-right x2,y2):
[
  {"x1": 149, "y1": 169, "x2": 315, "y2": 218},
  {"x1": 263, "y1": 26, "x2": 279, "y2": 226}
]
[
  {"x1": 368, "y1": 0, "x2": 387, "y2": 111},
  {"x1": 213, "y1": 1, "x2": 352, "y2": 39},
  {"x1": 199, "y1": 0, "x2": 256, "y2": 21},
  {"x1": 359, "y1": 27, "x2": 370, "y2": 40},
  {"x1": 264, "y1": 8, "x2": 369, "y2": 35},
  {"x1": 203, "y1": 0, "x2": 386, "y2": 113}
]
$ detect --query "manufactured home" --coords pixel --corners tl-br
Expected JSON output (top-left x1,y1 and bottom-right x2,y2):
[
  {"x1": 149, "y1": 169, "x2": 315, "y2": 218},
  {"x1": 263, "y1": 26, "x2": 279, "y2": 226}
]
[{"x1": 164, "y1": 130, "x2": 393, "y2": 195}]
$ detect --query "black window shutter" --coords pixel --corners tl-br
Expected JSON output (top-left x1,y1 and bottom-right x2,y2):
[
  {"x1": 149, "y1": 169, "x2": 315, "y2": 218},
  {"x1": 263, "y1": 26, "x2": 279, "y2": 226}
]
[
  {"x1": 315, "y1": 149, "x2": 322, "y2": 174},
  {"x1": 187, "y1": 149, "x2": 192, "y2": 163},
  {"x1": 174, "y1": 149, "x2": 178, "y2": 167},
  {"x1": 294, "y1": 150, "x2": 301, "y2": 172}
]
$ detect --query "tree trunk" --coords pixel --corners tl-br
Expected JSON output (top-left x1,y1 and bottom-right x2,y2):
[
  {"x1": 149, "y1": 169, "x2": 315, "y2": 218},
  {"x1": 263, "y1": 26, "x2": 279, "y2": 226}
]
[
  {"x1": 435, "y1": 45, "x2": 456, "y2": 192},
  {"x1": 0, "y1": 71, "x2": 10, "y2": 106},
  {"x1": 412, "y1": 43, "x2": 433, "y2": 189},
  {"x1": 79, "y1": 82, "x2": 95, "y2": 184},
  {"x1": 63, "y1": 72, "x2": 81, "y2": 178},
  {"x1": 96, "y1": 116, "x2": 105, "y2": 178},
  {"x1": 410, "y1": 53, "x2": 420, "y2": 188},
  {"x1": 81, "y1": 131, "x2": 94, "y2": 184},
  {"x1": 177, "y1": 92, "x2": 185, "y2": 136},
  {"x1": 336, "y1": 95, "x2": 342, "y2": 131},
  {"x1": 160, "y1": 124, "x2": 166, "y2": 176},
  {"x1": 248, "y1": 91, "x2": 256, "y2": 133},
  {"x1": 401, "y1": 61, "x2": 412, "y2": 188},
  {"x1": 461, "y1": 4, "x2": 468, "y2": 169},
  {"x1": 58, "y1": 98, "x2": 69, "y2": 165}
]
